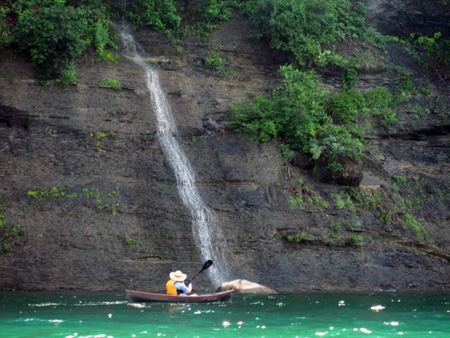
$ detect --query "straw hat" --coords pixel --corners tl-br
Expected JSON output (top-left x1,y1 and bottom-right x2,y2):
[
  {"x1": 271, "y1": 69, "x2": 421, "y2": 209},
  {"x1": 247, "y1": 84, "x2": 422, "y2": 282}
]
[{"x1": 170, "y1": 270, "x2": 187, "y2": 282}]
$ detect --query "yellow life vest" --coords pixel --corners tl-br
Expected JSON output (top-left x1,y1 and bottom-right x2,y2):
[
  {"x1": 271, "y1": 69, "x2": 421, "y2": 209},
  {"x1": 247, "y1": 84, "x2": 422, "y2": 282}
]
[{"x1": 166, "y1": 280, "x2": 178, "y2": 295}]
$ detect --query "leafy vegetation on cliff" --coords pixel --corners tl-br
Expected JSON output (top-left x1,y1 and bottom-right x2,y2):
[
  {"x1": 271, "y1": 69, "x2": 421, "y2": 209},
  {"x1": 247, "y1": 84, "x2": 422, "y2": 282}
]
[
  {"x1": 27, "y1": 186, "x2": 120, "y2": 215},
  {"x1": 407, "y1": 32, "x2": 450, "y2": 79},
  {"x1": 0, "y1": 0, "x2": 241, "y2": 80},
  {"x1": 227, "y1": 0, "x2": 448, "y2": 177},
  {"x1": 2, "y1": 0, "x2": 448, "y2": 83},
  {"x1": 247, "y1": 0, "x2": 384, "y2": 67},
  {"x1": 126, "y1": 0, "x2": 235, "y2": 37},
  {"x1": 230, "y1": 66, "x2": 405, "y2": 173},
  {"x1": 0, "y1": 204, "x2": 26, "y2": 254},
  {"x1": 126, "y1": 0, "x2": 181, "y2": 33},
  {"x1": 0, "y1": 0, "x2": 117, "y2": 83}
]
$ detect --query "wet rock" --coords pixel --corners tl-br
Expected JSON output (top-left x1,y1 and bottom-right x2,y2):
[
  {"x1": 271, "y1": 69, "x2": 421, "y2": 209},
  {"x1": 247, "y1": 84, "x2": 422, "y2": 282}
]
[
  {"x1": 362, "y1": 0, "x2": 450, "y2": 38},
  {"x1": 360, "y1": 173, "x2": 389, "y2": 190},
  {"x1": 217, "y1": 279, "x2": 278, "y2": 294}
]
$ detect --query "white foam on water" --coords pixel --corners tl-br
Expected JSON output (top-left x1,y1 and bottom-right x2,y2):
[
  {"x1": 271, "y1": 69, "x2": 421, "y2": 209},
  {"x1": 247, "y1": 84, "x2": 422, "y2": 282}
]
[
  {"x1": 74, "y1": 301, "x2": 127, "y2": 307},
  {"x1": 29, "y1": 302, "x2": 66, "y2": 307},
  {"x1": 20, "y1": 317, "x2": 63, "y2": 323},
  {"x1": 127, "y1": 303, "x2": 145, "y2": 308},
  {"x1": 370, "y1": 305, "x2": 386, "y2": 312}
]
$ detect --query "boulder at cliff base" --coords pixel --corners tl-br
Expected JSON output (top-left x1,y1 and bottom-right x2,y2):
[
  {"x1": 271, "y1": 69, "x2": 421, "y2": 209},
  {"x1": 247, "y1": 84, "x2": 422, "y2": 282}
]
[{"x1": 216, "y1": 279, "x2": 278, "y2": 294}]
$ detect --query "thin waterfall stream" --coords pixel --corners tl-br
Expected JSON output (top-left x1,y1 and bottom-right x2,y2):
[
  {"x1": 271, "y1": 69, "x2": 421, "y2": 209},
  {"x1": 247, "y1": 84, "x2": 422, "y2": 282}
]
[{"x1": 120, "y1": 28, "x2": 229, "y2": 287}]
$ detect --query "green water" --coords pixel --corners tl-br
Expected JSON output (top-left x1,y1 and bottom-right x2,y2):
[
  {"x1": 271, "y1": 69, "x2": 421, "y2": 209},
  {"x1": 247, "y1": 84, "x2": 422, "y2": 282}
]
[{"x1": 1, "y1": 292, "x2": 449, "y2": 337}]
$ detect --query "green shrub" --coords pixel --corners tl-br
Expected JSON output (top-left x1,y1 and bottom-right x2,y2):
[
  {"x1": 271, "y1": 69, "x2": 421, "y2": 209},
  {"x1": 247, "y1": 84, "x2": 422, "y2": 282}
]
[
  {"x1": 0, "y1": 203, "x2": 27, "y2": 254},
  {"x1": 379, "y1": 212, "x2": 392, "y2": 223},
  {"x1": 231, "y1": 65, "x2": 366, "y2": 172},
  {"x1": 278, "y1": 144, "x2": 294, "y2": 164},
  {"x1": 402, "y1": 213, "x2": 427, "y2": 241},
  {"x1": 4, "y1": 0, "x2": 116, "y2": 83},
  {"x1": 204, "y1": 56, "x2": 236, "y2": 75},
  {"x1": 329, "y1": 87, "x2": 398, "y2": 131},
  {"x1": 99, "y1": 78, "x2": 122, "y2": 91},
  {"x1": 329, "y1": 91, "x2": 364, "y2": 124},
  {"x1": 205, "y1": 55, "x2": 225, "y2": 69},
  {"x1": 13, "y1": 5, "x2": 87, "y2": 82},
  {"x1": 182, "y1": 0, "x2": 233, "y2": 37},
  {"x1": 392, "y1": 175, "x2": 406, "y2": 184},
  {"x1": 364, "y1": 87, "x2": 393, "y2": 115},
  {"x1": 408, "y1": 32, "x2": 450, "y2": 75},
  {"x1": 312, "y1": 195, "x2": 328, "y2": 209},
  {"x1": 0, "y1": 7, "x2": 13, "y2": 48},
  {"x1": 248, "y1": 0, "x2": 376, "y2": 67},
  {"x1": 331, "y1": 192, "x2": 356, "y2": 212},
  {"x1": 231, "y1": 62, "x2": 403, "y2": 174},
  {"x1": 127, "y1": 0, "x2": 236, "y2": 37},
  {"x1": 232, "y1": 66, "x2": 330, "y2": 149},
  {"x1": 333, "y1": 194, "x2": 345, "y2": 210},
  {"x1": 380, "y1": 109, "x2": 398, "y2": 129},
  {"x1": 287, "y1": 231, "x2": 306, "y2": 243},
  {"x1": 329, "y1": 222, "x2": 341, "y2": 231},
  {"x1": 420, "y1": 87, "x2": 431, "y2": 96},
  {"x1": 57, "y1": 61, "x2": 78, "y2": 85},
  {"x1": 288, "y1": 196, "x2": 304, "y2": 210},
  {"x1": 92, "y1": 19, "x2": 118, "y2": 63},
  {"x1": 309, "y1": 124, "x2": 363, "y2": 171},
  {"x1": 67, "y1": 0, "x2": 118, "y2": 60},
  {"x1": 346, "y1": 234, "x2": 363, "y2": 245},
  {"x1": 127, "y1": 0, "x2": 181, "y2": 33},
  {"x1": 205, "y1": 50, "x2": 233, "y2": 74},
  {"x1": 226, "y1": 0, "x2": 255, "y2": 15}
]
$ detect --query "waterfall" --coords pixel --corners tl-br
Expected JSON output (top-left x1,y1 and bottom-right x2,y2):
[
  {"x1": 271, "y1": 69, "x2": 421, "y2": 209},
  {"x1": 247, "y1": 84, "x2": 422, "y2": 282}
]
[
  {"x1": 120, "y1": 29, "x2": 229, "y2": 287},
  {"x1": 121, "y1": 0, "x2": 127, "y2": 25}
]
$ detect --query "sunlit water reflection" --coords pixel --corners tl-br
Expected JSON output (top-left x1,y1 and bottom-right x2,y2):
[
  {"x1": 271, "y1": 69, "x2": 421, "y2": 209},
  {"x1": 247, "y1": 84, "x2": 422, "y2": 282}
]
[{"x1": 1, "y1": 291, "x2": 449, "y2": 337}]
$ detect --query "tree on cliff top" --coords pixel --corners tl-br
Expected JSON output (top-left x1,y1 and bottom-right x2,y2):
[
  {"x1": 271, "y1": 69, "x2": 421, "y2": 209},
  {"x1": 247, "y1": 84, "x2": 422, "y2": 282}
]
[
  {"x1": 13, "y1": 4, "x2": 86, "y2": 82},
  {"x1": 247, "y1": 0, "x2": 383, "y2": 67},
  {"x1": 1, "y1": 0, "x2": 117, "y2": 84}
]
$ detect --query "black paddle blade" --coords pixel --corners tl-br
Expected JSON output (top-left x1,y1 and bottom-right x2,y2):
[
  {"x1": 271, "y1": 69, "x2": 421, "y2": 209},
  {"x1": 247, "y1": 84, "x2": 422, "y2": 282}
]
[
  {"x1": 202, "y1": 260, "x2": 213, "y2": 271},
  {"x1": 188, "y1": 260, "x2": 214, "y2": 285}
]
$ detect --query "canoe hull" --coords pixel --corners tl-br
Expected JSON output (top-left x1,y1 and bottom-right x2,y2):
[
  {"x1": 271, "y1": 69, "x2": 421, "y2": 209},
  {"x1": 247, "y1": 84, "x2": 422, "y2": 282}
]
[{"x1": 126, "y1": 289, "x2": 234, "y2": 303}]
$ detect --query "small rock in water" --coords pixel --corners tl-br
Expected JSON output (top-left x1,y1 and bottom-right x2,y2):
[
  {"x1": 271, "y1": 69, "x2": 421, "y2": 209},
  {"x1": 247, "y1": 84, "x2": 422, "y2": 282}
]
[{"x1": 216, "y1": 279, "x2": 277, "y2": 294}]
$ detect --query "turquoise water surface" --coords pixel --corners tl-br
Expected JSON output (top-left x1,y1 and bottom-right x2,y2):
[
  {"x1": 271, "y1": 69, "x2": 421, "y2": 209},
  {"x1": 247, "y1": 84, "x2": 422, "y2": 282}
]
[{"x1": 1, "y1": 291, "x2": 449, "y2": 337}]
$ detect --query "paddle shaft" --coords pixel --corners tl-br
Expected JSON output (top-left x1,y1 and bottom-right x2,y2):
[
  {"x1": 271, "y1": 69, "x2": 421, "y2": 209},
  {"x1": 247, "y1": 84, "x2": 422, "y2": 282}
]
[{"x1": 187, "y1": 260, "x2": 213, "y2": 285}]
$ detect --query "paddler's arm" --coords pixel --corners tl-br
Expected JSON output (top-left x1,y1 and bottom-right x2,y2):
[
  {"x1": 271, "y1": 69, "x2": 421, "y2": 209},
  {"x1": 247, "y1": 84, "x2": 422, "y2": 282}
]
[
  {"x1": 186, "y1": 282, "x2": 192, "y2": 294},
  {"x1": 175, "y1": 281, "x2": 192, "y2": 294}
]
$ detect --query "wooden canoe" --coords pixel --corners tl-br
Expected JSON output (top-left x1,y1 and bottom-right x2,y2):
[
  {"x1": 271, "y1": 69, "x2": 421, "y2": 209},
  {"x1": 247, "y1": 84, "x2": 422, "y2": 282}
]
[{"x1": 126, "y1": 289, "x2": 234, "y2": 303}]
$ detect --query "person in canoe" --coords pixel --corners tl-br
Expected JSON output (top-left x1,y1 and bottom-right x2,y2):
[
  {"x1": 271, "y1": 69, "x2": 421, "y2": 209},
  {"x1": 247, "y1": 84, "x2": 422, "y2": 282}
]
[{"x1": 166, "y1": 270, "x2": 193, "y2": 295}]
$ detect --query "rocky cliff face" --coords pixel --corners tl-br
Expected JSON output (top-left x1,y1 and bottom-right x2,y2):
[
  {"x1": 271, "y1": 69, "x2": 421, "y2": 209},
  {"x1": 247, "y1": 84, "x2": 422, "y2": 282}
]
[
  {"x1": 362, "y1": 0, "x2": 450, "y2": 38},
  {"x1": 0, "y1": 4, "x2": 449, "y2": 292}
]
